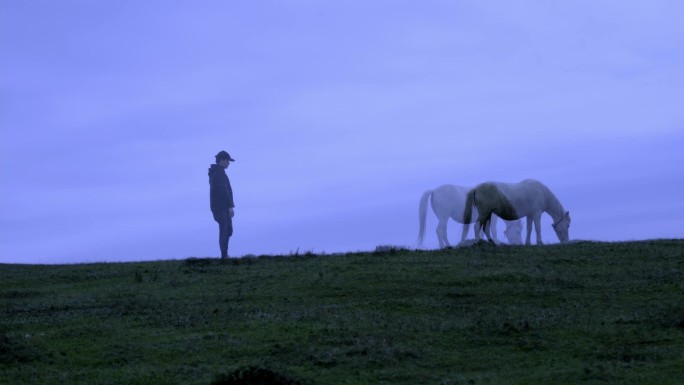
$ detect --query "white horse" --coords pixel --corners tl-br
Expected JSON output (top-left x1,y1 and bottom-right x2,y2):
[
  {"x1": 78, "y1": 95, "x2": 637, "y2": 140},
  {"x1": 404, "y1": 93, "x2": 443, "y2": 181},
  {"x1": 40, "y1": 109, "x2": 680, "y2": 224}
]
[
  {"x1": 418, "y1": 184, "x2": 523, "y2": 248},
  {"x1": 463, "y1": 179, "x2": 571, "y2": 245}
]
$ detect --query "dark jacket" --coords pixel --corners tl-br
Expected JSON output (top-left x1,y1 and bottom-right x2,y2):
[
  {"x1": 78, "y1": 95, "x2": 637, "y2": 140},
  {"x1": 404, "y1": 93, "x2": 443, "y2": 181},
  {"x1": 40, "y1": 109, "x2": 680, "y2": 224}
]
[{"x1": 208, "y1": 164, "x2": 234, "y2": 212}]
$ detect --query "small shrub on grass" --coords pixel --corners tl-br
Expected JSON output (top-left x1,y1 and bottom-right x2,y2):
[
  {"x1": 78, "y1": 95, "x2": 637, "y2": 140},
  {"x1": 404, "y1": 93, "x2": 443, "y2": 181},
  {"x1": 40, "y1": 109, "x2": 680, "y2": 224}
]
[{"x1": 211, "y1": 366, "x2": 304, "y2": 385}]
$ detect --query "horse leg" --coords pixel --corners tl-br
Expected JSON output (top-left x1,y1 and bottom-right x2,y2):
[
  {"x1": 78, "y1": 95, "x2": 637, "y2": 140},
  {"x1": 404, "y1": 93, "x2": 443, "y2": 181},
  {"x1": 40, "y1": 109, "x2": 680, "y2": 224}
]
[
  {"x1": 525, "y1": 216, "x2": 533, "y2": 245},
  {"x1": 460, "y1": 222, "x2": 470, "y2": 244},
  {"x1": 490, "y1": 215, "x2": 499, "y2": 243},
  {"x1": 533, "y1": 212, "x2": 543, "y2": 245},
  {"x1": 436, "y1": 218, "x2": 449, "y2": 248},
  {"x1": 474, "y1": 217, "x2": 482, "y2": 241},
  {"x1": 442, "y1": 221, "x2": 452, "y2": 248},
  {"x1": 483, "y1": 214, "x2": 495, "y2": 244}
]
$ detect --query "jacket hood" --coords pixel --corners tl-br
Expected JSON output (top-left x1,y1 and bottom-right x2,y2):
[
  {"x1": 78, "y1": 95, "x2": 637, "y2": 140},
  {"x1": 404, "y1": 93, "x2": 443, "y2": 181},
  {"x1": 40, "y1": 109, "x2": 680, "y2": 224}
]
[{"x1": 208, "y1": 164, "x2": 223, "y2": 178}]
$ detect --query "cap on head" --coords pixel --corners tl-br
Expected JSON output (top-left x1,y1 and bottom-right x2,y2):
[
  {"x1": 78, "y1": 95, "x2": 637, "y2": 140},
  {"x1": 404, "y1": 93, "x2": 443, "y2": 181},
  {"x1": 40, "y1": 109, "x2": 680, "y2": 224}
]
[{"x1": 215, "y1": 150, "x2": 235, "y2": 163}]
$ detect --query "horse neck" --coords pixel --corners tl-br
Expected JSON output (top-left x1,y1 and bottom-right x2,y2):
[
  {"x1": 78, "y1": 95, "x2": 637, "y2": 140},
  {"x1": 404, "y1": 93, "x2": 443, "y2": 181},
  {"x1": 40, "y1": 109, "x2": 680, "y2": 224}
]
[{"x1": 544, "y1": 188, "x2": 565, "y2": 223}]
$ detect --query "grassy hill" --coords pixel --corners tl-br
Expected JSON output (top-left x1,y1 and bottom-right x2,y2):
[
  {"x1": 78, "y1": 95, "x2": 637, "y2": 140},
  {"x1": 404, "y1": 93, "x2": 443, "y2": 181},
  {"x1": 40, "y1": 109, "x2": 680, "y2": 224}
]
[{"x1": 1, "y1": 240, "x2": 683, "y2": 385}]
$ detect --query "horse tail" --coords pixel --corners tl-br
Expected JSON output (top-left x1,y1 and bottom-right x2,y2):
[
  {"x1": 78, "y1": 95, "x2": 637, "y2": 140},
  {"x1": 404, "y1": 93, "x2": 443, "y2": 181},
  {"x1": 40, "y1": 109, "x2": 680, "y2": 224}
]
[
  {"x1": 463, "y1": 189, "x2": 475, "y2": 225},
  {"x1": 417, "y1": 190, "x2": 433, "y2": 245}
]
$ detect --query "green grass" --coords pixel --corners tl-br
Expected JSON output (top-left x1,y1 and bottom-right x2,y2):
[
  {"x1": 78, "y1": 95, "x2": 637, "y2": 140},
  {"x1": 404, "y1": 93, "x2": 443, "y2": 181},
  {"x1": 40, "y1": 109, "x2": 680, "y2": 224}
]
[{"x1": 1, "y1": 240, "x2": 683, "y2": 385}]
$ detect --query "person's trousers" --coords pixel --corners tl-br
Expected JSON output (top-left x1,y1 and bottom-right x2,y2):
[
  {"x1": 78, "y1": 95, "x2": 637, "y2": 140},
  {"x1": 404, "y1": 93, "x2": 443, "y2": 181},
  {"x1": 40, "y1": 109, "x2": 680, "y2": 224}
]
[{"x1": 212, "y1": 209, "x2": 233, "y2": 258}]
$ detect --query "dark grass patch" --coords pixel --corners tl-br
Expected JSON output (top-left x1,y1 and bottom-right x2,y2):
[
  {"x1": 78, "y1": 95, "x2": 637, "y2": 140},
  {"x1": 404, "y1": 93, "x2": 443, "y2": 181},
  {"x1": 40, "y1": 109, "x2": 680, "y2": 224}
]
[
  {"x1": 0, "y1": 290, "x2": 43, "y2": 300},
  {"x1": 183, "y1": 257, "x2": 222, "y2": 267},
  {"x1": 0, "y1": 334, "x2": 43, "y2": 364},
  {"x1": 655, "y1": 306, "x2": 684, "y2": 330},
  {"x1": 211, "y1": 366, "x2": 304, "y2": 385}
]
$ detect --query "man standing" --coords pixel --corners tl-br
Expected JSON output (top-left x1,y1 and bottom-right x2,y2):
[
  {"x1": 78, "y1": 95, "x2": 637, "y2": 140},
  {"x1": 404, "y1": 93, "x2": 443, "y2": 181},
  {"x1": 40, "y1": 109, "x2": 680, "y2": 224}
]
[{"x1": 208, "y1": 150, "x2": 235, "y2": 259}]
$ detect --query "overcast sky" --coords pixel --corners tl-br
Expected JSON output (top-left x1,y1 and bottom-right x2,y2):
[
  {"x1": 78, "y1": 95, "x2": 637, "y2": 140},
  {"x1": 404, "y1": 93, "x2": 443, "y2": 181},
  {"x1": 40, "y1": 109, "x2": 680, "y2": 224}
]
[{"x1": 2, "y1": 1, "x2": 683, "y2": 264}]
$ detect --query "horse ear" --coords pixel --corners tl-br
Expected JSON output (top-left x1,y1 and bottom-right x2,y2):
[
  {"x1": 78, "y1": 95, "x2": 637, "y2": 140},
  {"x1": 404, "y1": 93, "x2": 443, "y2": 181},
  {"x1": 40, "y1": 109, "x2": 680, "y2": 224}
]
[{"x1": 565, "y1": 211, "x2": 570, "y2": 218}]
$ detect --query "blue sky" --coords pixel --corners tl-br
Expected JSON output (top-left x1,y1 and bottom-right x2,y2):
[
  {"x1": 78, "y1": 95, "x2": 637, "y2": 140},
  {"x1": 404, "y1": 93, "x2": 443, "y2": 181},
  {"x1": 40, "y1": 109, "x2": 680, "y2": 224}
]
[{"x1": 2, "y1": 1, "x2": 683, "y2": 263}]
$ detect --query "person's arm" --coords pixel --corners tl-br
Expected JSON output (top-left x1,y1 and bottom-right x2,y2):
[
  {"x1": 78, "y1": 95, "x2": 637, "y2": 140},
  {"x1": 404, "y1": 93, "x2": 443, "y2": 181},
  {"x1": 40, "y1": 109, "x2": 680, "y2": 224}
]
[{"x1": 227, "y1": 178, "x2": 235, "y2": 217}]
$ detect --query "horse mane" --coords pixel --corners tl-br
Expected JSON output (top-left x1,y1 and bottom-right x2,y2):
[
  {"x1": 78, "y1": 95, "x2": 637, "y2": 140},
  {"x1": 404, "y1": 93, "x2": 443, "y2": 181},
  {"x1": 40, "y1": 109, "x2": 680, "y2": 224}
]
[{"x1": 539, "y1": 182, "x2": 565, "y2": 220}]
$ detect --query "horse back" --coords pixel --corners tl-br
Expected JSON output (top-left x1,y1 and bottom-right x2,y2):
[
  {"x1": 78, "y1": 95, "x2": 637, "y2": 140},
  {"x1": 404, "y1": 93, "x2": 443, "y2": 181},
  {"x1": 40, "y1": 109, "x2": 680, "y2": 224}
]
[
  {"x1": 433, "y1": 184, "x2": 471, "y2": 220},
  {"x1": 474, "y1": 183, "x2": 519, "y2": 221},
  {"x1": 495, "y1": 179, "x2": 559, "y2": 217}
]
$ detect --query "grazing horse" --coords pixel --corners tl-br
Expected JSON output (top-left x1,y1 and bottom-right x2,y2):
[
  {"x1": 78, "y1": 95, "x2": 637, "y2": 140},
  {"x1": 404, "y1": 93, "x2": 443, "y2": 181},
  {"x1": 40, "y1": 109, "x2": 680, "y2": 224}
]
[
  {"x1": 418, "y1": 184, "x2": 523, "y2": 247},
  {"x1": 463, "y1": 179, "x2": 571, "y2": 245}
]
